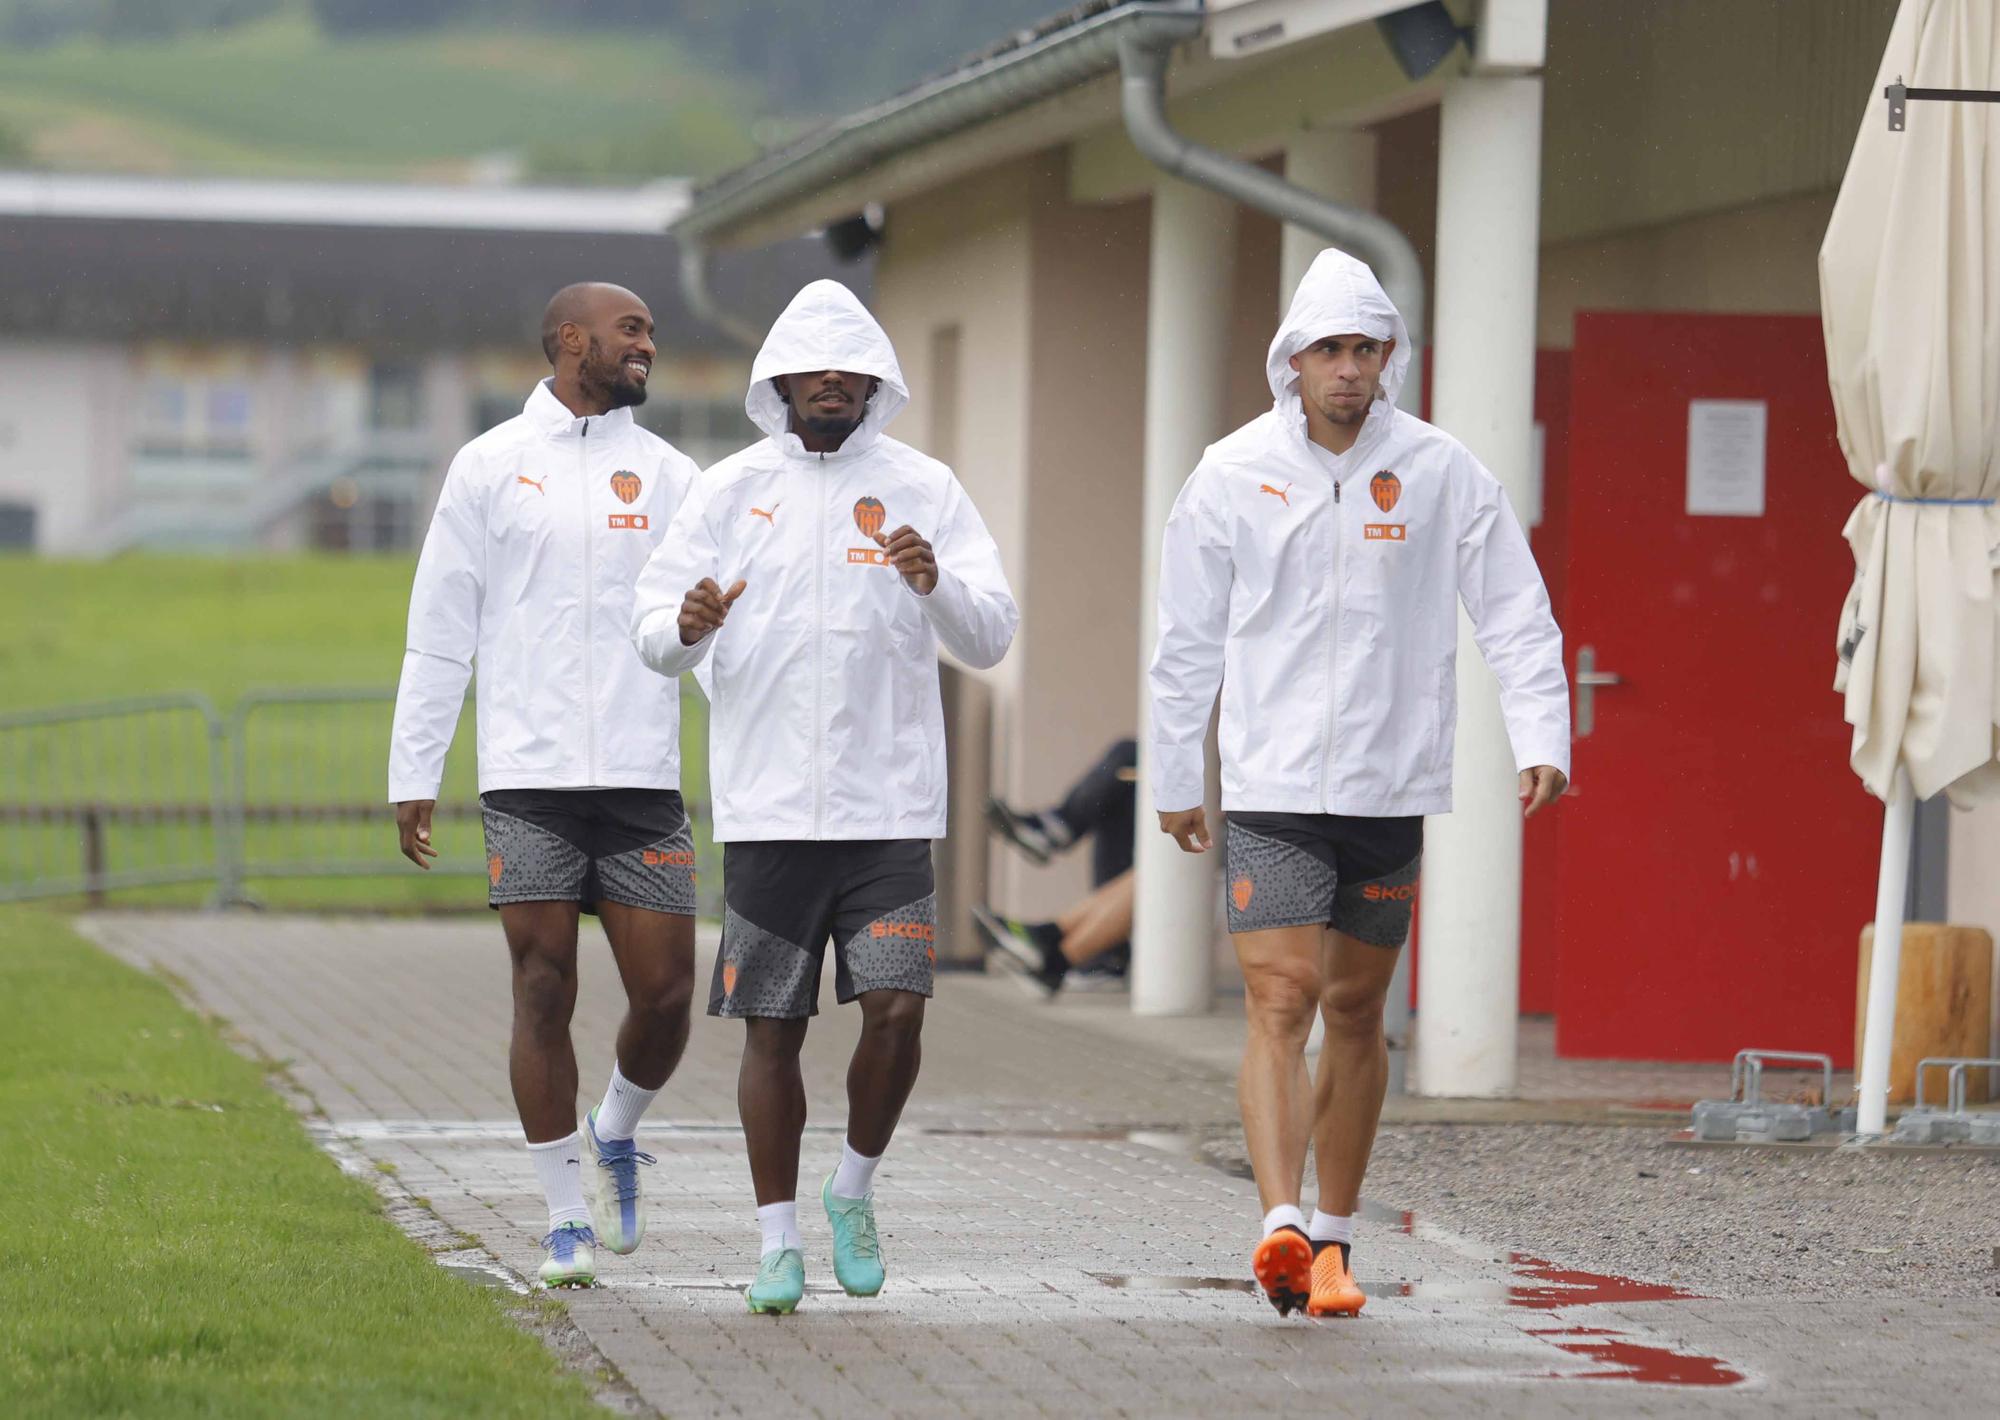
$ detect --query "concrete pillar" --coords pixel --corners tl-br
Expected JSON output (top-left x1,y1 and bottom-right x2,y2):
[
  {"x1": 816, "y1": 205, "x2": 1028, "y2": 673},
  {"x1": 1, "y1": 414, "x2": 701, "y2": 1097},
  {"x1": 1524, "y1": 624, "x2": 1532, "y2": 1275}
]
[
  {"x1": 1415, "y1": 72, "x2": 1545, "y2": 1096},
  {"x1": 1279, "y1": 129, "x2": 1378, "y2": 312},
  {"x1": 1132, "y1": 178, "x2": 1237, "y2": 1016}
]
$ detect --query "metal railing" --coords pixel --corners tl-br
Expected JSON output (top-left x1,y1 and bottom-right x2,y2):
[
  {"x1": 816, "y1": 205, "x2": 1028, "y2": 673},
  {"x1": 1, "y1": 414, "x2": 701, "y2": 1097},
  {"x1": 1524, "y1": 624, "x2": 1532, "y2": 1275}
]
[
  {"x1": 0, "y1": 688, "x2": 719, "y2": 913},
  {"x1": 0, "y1": 694, "x2": 228, "y2": 905}
]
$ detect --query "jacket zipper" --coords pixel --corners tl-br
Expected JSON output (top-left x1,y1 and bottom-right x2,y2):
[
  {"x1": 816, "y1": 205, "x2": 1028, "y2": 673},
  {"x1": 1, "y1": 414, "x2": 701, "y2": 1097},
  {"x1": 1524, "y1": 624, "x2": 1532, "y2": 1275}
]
[
  {"x1": 578, "y1": 419, "x2": 597, "y2": 785},
  {"x1": 812, "y1": 453, "x2": 827, "y2": 836},
  {"x1": 1320, "y1": 476, "x2": 1342, "y2": 808}
]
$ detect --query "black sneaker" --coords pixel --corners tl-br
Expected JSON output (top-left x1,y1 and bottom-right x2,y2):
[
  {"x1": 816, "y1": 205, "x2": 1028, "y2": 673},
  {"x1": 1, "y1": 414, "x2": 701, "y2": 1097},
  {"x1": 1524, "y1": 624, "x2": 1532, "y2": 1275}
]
[
  {"x1": 983, "y1": 798, "x2": 1072, "y2": 865},
  {"x1": 972, "y1": 905, "x2": 1068, "y2": 998}
]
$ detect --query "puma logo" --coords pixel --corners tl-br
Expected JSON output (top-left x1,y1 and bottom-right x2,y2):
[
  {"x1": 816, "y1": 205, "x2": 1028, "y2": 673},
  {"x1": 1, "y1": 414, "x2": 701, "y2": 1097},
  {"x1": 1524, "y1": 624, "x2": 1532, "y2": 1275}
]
[
  {"x1": 517, "y1": 475, "x2": 546, "y2": 494},
  {"x1": 750, "y1": 504, "x2": 779, "y2": 526},
  {"x1": 1259, "y1": 483, "x2": 1291, "y2": 506}
]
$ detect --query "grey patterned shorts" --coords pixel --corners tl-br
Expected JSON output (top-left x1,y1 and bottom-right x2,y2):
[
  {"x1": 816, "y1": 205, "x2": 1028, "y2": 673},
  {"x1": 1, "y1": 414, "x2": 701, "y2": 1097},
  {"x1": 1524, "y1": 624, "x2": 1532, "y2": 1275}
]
[
  {"x1": 712, "y1": 839, "x2": 937, "y2": 1019},
  {"x1": 479, "y1": 788, "x2": 697, "y2": 917},
  {"x1": 1223, "y1": 812, "x2": 1423, "y2": 947}
]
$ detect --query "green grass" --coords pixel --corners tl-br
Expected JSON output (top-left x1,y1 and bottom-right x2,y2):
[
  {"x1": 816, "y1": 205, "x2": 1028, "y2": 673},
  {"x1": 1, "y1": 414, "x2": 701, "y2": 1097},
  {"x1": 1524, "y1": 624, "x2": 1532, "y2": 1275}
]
[
  {"x1": 0, "y1": 555, "x2": 712, "y2": 912},
  {"x1": 0, "y1": 906, "x2": 603, "y2": 1419},
  {"x1": 0, "y1": 9, "x2": 758, "y2": 179}
]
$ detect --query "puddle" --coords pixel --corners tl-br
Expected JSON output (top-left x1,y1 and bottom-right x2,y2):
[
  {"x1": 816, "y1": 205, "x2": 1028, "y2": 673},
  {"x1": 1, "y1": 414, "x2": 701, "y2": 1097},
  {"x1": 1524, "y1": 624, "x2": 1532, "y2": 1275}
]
[
  {"x1": 1090, "y1": 1273, "x2": 1259, "y2": 1294},
  {"x1": 1531, "y1": 1327, "x2": 1747, "y2": 1386},
  {"x1": 432, "y1": 1248, "x2": 528, "y2": 1295}
]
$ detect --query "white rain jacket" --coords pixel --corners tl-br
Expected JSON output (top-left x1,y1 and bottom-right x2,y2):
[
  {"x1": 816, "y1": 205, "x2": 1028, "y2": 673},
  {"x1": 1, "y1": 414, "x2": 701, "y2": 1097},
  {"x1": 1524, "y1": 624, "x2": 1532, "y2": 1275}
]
[
  {"x1": 631, "y1": 280, "x2": 1018, "y2": 842},
  {"x1": 388, "y1": 380, "x2": 698, "y2": 801},
  {"x1": 1148, "y1": 250, "x2": 1569, "y2": 818}
]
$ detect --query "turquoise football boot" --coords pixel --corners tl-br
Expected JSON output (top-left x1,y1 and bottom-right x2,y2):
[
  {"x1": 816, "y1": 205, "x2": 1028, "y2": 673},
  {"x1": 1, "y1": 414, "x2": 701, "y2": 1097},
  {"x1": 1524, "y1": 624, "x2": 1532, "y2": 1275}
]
[{"x1": 821, "y1": 1173, "x2": 885, "y2": 1297}]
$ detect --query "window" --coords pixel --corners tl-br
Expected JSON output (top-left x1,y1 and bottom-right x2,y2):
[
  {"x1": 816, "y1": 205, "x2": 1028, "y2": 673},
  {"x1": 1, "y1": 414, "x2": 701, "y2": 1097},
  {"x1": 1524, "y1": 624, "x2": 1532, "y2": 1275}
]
[
  {"x1": 369, "y1": 363, "x2": 424, "y2": 432},
  {"x1": 638, "y1": 397, "x2": 758, "y2": 467}
]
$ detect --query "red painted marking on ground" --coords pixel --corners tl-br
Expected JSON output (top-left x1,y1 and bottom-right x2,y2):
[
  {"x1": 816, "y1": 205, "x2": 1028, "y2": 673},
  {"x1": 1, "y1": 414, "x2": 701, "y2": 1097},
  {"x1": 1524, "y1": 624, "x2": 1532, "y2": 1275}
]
[
  {"x1": 1529, "y1": 1327, "x2": 1747, "y2": 1386},
  {"x1": 1504, "y1": 1253, "x2": 1706, "y2": 1309}
]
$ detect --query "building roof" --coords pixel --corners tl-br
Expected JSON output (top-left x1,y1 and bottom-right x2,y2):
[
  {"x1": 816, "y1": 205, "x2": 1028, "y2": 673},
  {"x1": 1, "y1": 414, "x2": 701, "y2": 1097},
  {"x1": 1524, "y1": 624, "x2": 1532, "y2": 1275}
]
[
  {"x1": 674, "y1": 0, "x2": 1178, "y2": 246},
  {"x1": 0, "y1": 171, "x2": 691, "y2": 233},
  {"x1": 0, "y1": 211, "x2": 861, "y2": 352}
]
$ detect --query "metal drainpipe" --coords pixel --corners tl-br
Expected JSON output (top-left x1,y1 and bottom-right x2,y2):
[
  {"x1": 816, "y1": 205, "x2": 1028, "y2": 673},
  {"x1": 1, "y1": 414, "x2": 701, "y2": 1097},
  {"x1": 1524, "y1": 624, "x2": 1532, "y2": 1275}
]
[
  {"x1": 1116, "y1": 10, "x2": 1427, "y2": 404},
  {"x1": 678, "y1": 240, "x2": 765, "y2": 351}
]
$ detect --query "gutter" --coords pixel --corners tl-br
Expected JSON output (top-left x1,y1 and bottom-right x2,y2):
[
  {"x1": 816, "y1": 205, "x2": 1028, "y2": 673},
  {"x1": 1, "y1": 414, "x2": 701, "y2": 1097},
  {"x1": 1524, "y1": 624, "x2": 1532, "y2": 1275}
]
[{"x1": 677, "y1": 0, "x2": 1425, "y2": 382}]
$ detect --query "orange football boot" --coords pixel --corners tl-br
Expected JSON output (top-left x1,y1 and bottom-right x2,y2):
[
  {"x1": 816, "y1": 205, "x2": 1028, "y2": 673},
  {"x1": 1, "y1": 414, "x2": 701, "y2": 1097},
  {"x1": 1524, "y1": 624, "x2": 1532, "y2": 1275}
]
[
  {"x1": 1307, "y1": 1244, "x2": 1366, "y2": 1317},
  {"x1": 1252, "y1": 1228, "x2": 1314, "y2": 1316}
]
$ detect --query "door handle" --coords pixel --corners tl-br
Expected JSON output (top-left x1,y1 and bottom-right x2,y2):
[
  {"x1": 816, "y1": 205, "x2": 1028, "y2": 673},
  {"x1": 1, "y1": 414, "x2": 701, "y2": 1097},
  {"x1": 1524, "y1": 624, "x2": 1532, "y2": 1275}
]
[{"x1": 1575, "y1": 645, "x2": 1623, "y2": 738}]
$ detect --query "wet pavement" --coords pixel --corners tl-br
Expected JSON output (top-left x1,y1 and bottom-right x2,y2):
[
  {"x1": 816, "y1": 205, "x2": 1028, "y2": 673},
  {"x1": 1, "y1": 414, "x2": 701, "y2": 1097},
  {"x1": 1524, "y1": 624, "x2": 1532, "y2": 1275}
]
[{"x1": 86, "y1": 913, "x2": 2000, "y2": 1418}]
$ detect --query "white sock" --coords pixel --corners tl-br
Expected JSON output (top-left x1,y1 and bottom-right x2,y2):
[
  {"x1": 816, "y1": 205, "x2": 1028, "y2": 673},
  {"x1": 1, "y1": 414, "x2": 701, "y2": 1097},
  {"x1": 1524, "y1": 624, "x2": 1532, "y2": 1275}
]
[
  {"x1": 1309, "y1": 1210, "x2": 1354, "y2": 1245},
  {"x1": 593, "y1": 1061, "x2": 659, "y2": 1143},
  {"x1": 830, "y1": 1139, "x2": 882, "y2": 1198},
  {"x1": 527, "y1": 1131, "x2": 590, "y2": 1231},
  {"x1": 758, "y1": 1201, "x2": 801, "y2": 1257},
  {"x1": 1262, "y1": 1203, "x2": 1308, "y2": 1238}
]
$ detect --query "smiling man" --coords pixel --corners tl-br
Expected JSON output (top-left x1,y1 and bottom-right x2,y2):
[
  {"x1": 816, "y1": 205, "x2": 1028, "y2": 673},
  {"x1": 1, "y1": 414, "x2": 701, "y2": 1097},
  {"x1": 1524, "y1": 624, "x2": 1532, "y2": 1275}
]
[
  {"x1": 1149, "y1": 249, "x2": 1570, "y2": 1320},
  {"x1": 389, "y1": 282, "x2": 701, "y2": 1289},
  {"x1": 632, "y1": 279, "x2": 1017, "y2": 1316}
]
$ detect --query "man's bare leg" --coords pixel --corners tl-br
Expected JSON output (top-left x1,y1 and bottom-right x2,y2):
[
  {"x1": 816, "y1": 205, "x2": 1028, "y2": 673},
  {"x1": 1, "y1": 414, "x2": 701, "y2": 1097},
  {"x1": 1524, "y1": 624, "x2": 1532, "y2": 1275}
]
[
  {"x1": 501, "y1": 901, "x2": 584, "y2": 1142},
  {"x1": 1234, "y1": 925, "x2": 1323, "y2": 1212},
  {"x1": 1054, "y1": 870, "x2": 1135, "y2": 966},
  {"x1": 1309, "y1": 929, "x2": 1401, "y2": 1215},
  {"x1": 597, "y1": 901, "x2": 696, "y2": 1092}
]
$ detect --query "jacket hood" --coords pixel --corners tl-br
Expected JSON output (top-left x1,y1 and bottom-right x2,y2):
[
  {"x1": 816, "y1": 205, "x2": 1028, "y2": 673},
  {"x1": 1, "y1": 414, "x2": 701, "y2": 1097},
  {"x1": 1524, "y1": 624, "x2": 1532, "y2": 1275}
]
[
  {"x1": 746, "y1": 280, "x2": 909, "y2": 453},
  {"x1": 1266, "y1": 248, "x2": 1412, "y2": 410}
]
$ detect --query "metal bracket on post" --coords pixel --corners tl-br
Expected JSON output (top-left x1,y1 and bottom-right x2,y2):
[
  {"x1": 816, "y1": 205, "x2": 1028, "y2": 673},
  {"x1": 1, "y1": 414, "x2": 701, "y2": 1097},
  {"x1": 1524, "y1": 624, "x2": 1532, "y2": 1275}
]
[
  {"x1": 1891, "y1": 1057, "x2": 2000, "y2": 1144},
  {"x1": 1886, "y1": 77, "x2": 2000, "y2": 131},
  {"x1": 1691, "y1": 1049, "x2": 1853, "y2": 1142}
]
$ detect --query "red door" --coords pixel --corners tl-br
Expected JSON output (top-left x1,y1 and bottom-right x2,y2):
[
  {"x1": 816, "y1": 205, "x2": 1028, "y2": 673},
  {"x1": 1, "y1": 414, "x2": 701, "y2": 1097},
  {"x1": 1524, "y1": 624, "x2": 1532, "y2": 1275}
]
[{"x1": 1555, "y1": 313, "x2": 1874, "y2": 1063}]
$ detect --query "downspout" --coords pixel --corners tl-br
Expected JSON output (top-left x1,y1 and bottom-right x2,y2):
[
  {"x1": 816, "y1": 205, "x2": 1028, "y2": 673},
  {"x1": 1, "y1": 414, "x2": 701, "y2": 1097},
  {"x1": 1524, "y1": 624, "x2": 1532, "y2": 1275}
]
[
  {"x1": 1117, "y1": 6, "x2": 1427, "y2": 407},
  {"x1": 678, "y1": 239, "x2": 764, "y2": 351}
]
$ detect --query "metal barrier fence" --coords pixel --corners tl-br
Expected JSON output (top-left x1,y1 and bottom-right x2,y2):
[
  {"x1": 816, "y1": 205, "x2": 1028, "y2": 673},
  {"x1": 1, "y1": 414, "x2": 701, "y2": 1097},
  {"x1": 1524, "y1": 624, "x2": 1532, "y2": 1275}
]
[
  {"x1": 1, "y1": 688, "x2": 720, "y2": 914},
  {"x1": 0, "y1": 694, "x2": 229, "y2": 904}
]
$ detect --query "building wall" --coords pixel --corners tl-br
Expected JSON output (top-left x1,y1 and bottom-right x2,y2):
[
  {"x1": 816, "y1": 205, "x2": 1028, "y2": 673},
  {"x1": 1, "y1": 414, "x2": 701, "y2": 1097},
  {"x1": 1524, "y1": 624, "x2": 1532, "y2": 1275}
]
[
  {"x1": 1537, "y1": 190, "x2": 1837, "y2": 349},
  {"x1": 1541, "y1": 0, "x2": 1897, "y2": 244},
  {"x1": 0, "y1": 341, "x2": 116, "y2": 552}
]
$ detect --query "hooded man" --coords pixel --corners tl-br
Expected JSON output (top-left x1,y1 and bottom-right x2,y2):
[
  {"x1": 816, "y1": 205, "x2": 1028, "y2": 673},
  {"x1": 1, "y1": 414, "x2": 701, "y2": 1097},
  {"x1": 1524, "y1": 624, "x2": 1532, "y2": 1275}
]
[
  {"x1": 1149, "y1": 249, "x2": 1569, "y2": 1319},
  {"x1": 632, "y1": 279, "x2": 1018, "y2": 1315},
  {"x1": 390, "y1": 282, "x2": 701, "y2": 1289}
]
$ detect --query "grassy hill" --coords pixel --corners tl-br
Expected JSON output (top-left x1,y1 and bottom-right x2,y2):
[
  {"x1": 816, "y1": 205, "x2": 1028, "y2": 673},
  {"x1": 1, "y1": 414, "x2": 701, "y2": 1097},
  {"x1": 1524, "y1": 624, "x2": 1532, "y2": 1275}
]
[{"x1": 0, "y1": 9, "x2": 758, "y2": 179}]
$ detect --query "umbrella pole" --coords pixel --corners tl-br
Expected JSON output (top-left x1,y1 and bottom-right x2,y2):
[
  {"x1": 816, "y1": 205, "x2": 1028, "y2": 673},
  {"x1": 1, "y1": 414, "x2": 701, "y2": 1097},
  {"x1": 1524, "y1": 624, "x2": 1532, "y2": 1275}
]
[{"x1": 1855, "y1": 765, "x2": 1915, "y2": 1136}]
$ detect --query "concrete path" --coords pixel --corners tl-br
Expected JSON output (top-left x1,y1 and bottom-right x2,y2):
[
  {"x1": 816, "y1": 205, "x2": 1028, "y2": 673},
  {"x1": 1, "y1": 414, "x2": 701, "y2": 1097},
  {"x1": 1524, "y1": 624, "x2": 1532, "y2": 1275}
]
[{"x1": 86, "y1": 914, "x2": 2000, "y2": 1419}]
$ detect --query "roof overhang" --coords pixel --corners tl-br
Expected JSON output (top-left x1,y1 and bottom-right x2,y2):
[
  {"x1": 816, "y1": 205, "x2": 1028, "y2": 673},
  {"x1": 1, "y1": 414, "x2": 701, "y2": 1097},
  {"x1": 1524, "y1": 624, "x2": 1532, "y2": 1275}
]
[{"x1": 672, "y1": 0, "x2": 1442, "y2": 251}]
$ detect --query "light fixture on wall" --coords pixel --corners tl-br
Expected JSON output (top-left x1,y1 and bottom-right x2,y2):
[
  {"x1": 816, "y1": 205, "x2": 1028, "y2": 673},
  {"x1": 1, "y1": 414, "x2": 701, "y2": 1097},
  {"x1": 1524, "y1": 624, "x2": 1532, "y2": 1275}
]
[
  {"x1": 823, "y1": 203, "x2": 885, "y2": 262},
  {"x1": 1375, "y1": 2, "x2": 1469, "y2": 82}
]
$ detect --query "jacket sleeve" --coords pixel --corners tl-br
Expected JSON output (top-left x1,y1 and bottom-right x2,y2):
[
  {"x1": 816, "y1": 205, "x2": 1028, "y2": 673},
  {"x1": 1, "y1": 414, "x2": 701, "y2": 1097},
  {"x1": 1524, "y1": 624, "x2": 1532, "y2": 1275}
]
[
  {"x1": 1454, "y1": 453, "x2": 1571, "y2": 778},
  {"x1": 388, "y1": 449, "x2": 485, "y2": 803},
  {"x1": 1147, "y1": 466, "x2": 1232, "y2": 813},
  {"x1": 910, "y1": 472, "x2": 1018, "y2": 670},
  {"x1": 631, "y1": 472, "x2": 722, "y2": 678}
]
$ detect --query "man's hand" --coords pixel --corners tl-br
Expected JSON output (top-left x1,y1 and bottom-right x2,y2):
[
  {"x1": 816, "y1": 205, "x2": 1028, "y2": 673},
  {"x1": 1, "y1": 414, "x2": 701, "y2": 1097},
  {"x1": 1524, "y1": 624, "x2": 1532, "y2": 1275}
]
[
  {"x1": 678, "y1": 577, "x2": 746, "y2": 646},
  {"x1": 396, "y1": 799, "x2": 438, "y2": 869},
  {"x1": 1158, "y1": 807, "x2": 1212, "y2": 854},
  {"x1": 1518, "y1": 766, "x2": 1568, "y2": 818},
  {"x1": 874, "y1": 525, "x2": 938, "y2": 595}
]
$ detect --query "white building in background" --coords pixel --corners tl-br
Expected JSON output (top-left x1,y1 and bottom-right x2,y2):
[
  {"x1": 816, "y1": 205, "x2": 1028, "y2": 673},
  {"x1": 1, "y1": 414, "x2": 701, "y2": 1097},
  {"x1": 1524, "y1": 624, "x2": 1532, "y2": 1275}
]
[{"x1": 0, "y1": 173, "x2": 858, "y2": 554}]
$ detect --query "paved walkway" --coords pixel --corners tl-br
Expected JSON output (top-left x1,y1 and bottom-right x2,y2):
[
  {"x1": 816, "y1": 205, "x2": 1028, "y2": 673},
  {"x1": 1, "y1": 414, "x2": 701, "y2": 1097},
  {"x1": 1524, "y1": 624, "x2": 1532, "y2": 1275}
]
[{"x1": 86, "y1": 914, "x2": 1999, "y2": 1419}]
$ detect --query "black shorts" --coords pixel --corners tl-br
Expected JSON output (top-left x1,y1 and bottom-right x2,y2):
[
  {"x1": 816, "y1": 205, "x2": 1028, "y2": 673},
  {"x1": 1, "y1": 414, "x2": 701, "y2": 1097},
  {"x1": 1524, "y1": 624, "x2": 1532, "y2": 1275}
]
[
  {"x1": 712, "y1": 839, "x2": 937, "y2": 1019},
  {"x1": 479, "y1": 788, "x2": 697, "y2": 917},
  {"x1": 1223, "y1": 811, "x2": 1422, "y2": 947}
]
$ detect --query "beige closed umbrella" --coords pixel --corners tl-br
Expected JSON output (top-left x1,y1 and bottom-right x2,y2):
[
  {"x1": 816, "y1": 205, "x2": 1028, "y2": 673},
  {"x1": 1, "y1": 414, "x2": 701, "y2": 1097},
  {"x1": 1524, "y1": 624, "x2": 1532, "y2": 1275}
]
[{"x1": 1821, "y1": 0, "x2": 1999, "y2": 1136}]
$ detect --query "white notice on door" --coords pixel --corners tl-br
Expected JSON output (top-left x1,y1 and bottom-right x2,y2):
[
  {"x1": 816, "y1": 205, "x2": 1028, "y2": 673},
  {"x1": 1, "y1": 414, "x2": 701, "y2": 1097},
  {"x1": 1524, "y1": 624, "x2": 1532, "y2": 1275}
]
[{"x1": 1686, "y1": 399, "x2": 1767, "y2": 516}]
